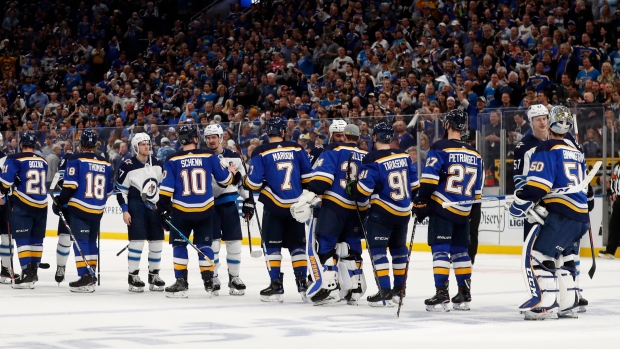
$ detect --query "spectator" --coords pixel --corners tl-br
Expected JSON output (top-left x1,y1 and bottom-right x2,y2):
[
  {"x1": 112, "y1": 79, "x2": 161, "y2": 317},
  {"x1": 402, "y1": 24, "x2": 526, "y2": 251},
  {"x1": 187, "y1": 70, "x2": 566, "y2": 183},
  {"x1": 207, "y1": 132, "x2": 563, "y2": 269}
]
[{"x1": 45, "y1": 144, "x2": 62, "y2": 189}]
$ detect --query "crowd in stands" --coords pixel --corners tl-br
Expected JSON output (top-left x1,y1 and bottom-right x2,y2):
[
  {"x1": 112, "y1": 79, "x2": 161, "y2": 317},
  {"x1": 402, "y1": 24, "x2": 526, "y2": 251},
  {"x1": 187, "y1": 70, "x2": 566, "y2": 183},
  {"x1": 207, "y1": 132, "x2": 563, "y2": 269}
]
[{"x1": 1, "y1": 0, "x2": 619, "y2": 185}]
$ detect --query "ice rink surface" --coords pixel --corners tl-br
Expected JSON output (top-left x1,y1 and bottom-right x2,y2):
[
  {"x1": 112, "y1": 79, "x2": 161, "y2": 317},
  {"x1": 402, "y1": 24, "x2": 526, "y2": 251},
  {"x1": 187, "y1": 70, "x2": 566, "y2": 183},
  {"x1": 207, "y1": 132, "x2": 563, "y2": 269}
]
[{"x1": 1, "y1": 237, "x2": 619, "y2": 349}]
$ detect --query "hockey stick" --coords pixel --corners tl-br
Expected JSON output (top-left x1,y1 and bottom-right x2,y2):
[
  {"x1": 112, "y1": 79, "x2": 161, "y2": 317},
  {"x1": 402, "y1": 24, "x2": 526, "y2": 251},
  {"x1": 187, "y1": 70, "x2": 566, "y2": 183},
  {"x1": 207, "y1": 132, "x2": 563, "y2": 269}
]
[
  {"x1": 396, "y1": 214, "x2": 418, "y2": 318},
  {"x1": 52, "y1": 186, "x2": 97, "y2": 278},
  {"x1": 347, "y1": 153, "x2": 386, "y2": 306},
  {"x1": 569, "y1": 113, "x2": 596, "y2": 279},
  {"x1": 239, "y1": 159, "x2": 270, "y2": 266},
  {"x1": 116, "y1": 244, "x2": 129, "y2": 256},
  {"x1": 97, "y1": 227, "x2": 100, "y2": 286},
  {"x1": 141, "y1": 193, "x2": 214, "y2": 265},
  {"x1": 244, "y1": 216, "x2": 263, "y2": 258}
]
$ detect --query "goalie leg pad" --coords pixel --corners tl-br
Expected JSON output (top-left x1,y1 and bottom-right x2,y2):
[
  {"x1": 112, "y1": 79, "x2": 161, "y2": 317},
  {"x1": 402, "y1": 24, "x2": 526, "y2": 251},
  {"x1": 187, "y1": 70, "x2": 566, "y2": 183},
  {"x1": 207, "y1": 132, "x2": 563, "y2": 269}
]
[
  {"x1": 336, "y1": 242, "x2": 353, "y2": 295},
  {"x1": 521, "y1": 249, "x2": 559, "y2": 320},
  {"x1": 557, "y1": 254, "x2": 579, "y2": 318},
  {"x1": 307, "y1": 251, "x2": 340, "y2": 305}
]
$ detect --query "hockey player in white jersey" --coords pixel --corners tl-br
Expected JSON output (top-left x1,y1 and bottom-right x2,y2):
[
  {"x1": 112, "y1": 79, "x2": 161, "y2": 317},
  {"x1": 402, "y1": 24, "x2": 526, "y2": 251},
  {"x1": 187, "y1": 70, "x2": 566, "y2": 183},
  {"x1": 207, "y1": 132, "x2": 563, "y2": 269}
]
[
  {"x1": 116, "y1": 133, "x2": 167, "y2": 292},
  {"x1": 204, "y1": 124, "x2": 250, "y2": 296}
]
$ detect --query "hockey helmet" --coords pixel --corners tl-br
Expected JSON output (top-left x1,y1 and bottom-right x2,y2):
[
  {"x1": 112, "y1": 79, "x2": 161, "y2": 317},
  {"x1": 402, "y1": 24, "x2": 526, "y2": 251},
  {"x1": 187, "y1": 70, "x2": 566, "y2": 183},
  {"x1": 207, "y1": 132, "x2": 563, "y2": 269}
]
[
  {"x1": 131, "y1": 132, "x2": 151, "y2": 153},
  {"x1": 178, "y1": 125, "x2": 198, "y2": 145},
  {"x1": 204, "y1": 124, "x2": 224, "y2": 141},
  {"x1": 548, "y1": 106, "x2": 573, "y2": 135},
  {"x1": 372, "y1": 122, "x2": 394, "y2": 143},
  {"x1": 19, "y1": 131, "x2": 37, "y2": 148},
  {"x1": 329, "y1": 119, "x2": 347, "y2": 133},
  {"x1": 444, "y1": 109, "x2": 468, "y2": 131},
  {"x1": 266, "y1": 117, "x2": 285, "y2": 136},
  {"x1": 527, "y1": 104, "x2": 549, "y2": 122},
  {"x1": 80, "y1": 129, "x2": 98, "y2": 148}
]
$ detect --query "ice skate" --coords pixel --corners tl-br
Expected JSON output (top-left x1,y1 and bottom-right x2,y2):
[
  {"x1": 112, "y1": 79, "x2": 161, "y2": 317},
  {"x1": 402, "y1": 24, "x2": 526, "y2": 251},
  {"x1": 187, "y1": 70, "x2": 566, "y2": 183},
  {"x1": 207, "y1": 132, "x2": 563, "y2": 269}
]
[
  {"x1": 344, "y1": 285, "x2": 364, "y2": 305},
  {"x1": 128, "y1": 270, "x2": 145, "y2": 292},
  {"x1": 0, "y1": 265, "x2": 18, "y2": 284},
  {"x1": 451, "y1": 280, "x2": 471, "y2": 311},
  {"x1": 391, "y1": 286, "x2": 405, "y2": 306},
  {"x1": 165, "y1": 272, "x2": 189, "y2": 299},
  {"x1": 523, "y1": 306, "x2": 559, "y2": 320},
  {"x1": 260, "y1": 273, "x2": 284, "y2": 302},
  {"x1": 598, "y1": 250, "x2": 615, "y2": 259},
  {"x1": 425, "y1": 284, "x2": 450, "y2": 312},
  {"x1": 202, "y1": 270, "x2": 215, "y2": 297},
  {"x1": 577, "y1": 292, "x2": 588, "y2": 313},
  {"x1": 13, "y1": 263, "x2": 37, "y2": 289},
  {"x1": 211, "y1": 275, "x2": 221, "y2": 296},
  {"x1": 55, "y1": 266, "x2": 65, "y2": 284},
  {"x1": 228, "y1": 274, "x2": 246, "y2": 296},
  {"x1": 69, "y1": 273, "x2": 96, "y2": 293},
  {"x1": 367, "y1": 288, "x2": 394, "y2": 307},
  {"x1": 295, "y1": 275, "x2": 309, "y2": 302},
  {"x1": 148, "y1": 269, "x2": 165, "y2": 291}
]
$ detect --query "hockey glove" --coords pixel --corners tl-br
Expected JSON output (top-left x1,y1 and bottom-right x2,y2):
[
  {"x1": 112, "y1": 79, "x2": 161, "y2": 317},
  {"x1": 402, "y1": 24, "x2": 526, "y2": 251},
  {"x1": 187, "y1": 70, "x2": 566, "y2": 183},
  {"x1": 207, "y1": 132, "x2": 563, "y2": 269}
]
[
  {"x1": 345, "y1": 180, "x2": 358, "y2": 197},
  {"x1": 526, "y1": 204, "x2": 548, "y2": 225},
  {"x1": 412, "y1": 197, "x2": 431, "y2": 221},
  {"x1": 52, "y1": 197, "x2": 70, "y2": 222},
  {"x1": 290, "y1": 190, "x2": 321, "y2": 223},
  {"x1": 587, "y1": 184, "x2": 594, "y2": 212},
  {"x1": 508, "y1": 196, "x2": 534, "y2": 219},
  {"x1": 232, "y1": 171, "x2": 242, "y2": 185},
  {"x1": 159, "y1": 209, "x2": 172, "y2": 231},
  {"x1": 242, "y1": 198, "x2": 255, "y2": 221}
]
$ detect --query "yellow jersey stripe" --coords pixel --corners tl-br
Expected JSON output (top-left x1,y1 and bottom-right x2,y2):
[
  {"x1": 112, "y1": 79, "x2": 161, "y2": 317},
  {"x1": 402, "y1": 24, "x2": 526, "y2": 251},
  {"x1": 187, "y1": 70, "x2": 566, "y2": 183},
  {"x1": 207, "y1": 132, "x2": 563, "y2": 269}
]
[
  {"x1": 13, "y1": 191, "x2": 48, "y2": 209},
  {"x1": 68, "y1": 202, "x2": 104, "y2": 214},
  {"x1": 542, "y1": 198, "x2": 589, "y2": 214},
  {"x1": 323, "y1": 195, "x2": 368, "y2": 211},
  {"x1": 431, "y1": 195, "x2": 469, "y2": 216},
  {"x1": 260, "y1": 189, "x2": 293, "y2": 208},
  {"x1": 527, "y1": 181, "x2": 551, "y2": 193},
  {"x1": 172, "y1": 201, "x2": 214, "y2": 212},
  {"x1": 370, "y1": 199, "x2": 410, "y2": 217},
  {"x1": 310, "y1": 176, "x2": 333, "y2": 185},
  {"x1": 420, "y1": 178, "x2": 439, "y2": 185}
]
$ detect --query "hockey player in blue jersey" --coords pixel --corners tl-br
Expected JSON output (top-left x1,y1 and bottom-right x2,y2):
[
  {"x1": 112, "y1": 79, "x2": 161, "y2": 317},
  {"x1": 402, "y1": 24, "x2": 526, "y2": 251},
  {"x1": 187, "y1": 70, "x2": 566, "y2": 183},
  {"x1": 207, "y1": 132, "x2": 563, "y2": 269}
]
[
  {"x1": 513, "y1": 104, "x2": 549, "y2": 241},
  {"x1": 205, "y1": 124, "x2": 250, "y2": 296},
  {"x1": 509, "y1": 106, "x2": 591, "y2": 320},
  {"x1": 0, "y1": 132, "x2": 49, "y2": 288},
  {"x1": 159, "y1": 124, "x2": 238, "y2": 298},
  {"x1": 116, "y1": 132, "x2": 166, "y2": 292},
  {"x1": 308, "y1": 119, "x2": 347, "y2": 166},
  {"x1": 413, "y1": 109, "x2": 484, "y2": 312},
  {"x1": 345, "y1": 122, "x2": 419, "y2": 307},
  {"x1": 243, "y1": 117, "x2": 313, "y2": 302},
  {"x1": 291, "y1": 123, "x2": 369, "y2": 305},
  {"x1": 53, "y1": 130, "x2": 114, "y2": 292}
]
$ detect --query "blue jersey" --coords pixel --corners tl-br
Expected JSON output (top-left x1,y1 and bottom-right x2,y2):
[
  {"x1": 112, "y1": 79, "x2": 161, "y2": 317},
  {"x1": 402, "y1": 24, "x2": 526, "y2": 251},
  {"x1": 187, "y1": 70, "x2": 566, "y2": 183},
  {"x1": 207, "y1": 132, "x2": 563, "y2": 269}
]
[
  {"x1": 519, "y1": 139, "x2": 589, "y2": 223},
  {"x1": 308, "y1": 142, "x2": 369, "y2": 213},
  {"x1": 513, "y1": 131, "x2": 543, "y2": 190},
  {"x1": 309, "y1": 146, "x2": 324, "y2": 166},
  {"x1": 355, "y1": 149, "x2": 419, "y2": 222},
  {"x1": 418, "y1": 139, "x2": 483, "y2": 224},
  {"x1": 59, "y1": 153, "x2": 114, "y2": 220},
  {"x1": 0, "y1": 152, "x2": 49, "y2": 214},
  {"x1": 244, "y1": 141, "x2": 312, "y2": 216},
  {"x1": 160, "y1": 149, "x2": 233, "y2": 219}
]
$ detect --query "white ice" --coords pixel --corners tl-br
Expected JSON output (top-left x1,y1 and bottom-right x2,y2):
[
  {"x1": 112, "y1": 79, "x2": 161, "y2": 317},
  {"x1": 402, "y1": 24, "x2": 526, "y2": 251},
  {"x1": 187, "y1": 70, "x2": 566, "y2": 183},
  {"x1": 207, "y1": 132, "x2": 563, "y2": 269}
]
[{"x1": 1, "y1": 237, "x2": 619, "y2": 349}]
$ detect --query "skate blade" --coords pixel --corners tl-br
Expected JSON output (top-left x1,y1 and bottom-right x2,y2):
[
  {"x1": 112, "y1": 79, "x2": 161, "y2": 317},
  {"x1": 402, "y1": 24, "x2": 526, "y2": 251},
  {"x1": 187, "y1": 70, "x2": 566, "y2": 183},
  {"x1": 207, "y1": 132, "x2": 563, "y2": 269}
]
[
  {"x1": 260, "y1": 294, "x2": 284, "y2": 302},
  {"x1": 523, "y1": 310, "x2": 558, "y2": 321},
  {"x1": 368, "y1": 300, "x2": 395, "y2": 308},
  {"x1": 55, "y1": 278, "x2": 65, "y2": 284},
  {"x1": 70, "y1": 285, "x2": 95, "y2": 293},
  {"x1": 558, "y1": 310, "x2": 578, "y2": 319},
  {"x1": 299, "y1": 291, "x2": 310, "y2": 303},
  {"x1": 312, "y1": 295, "x2": 339, "y2": 306},
  {"x1": 577, "y1": 306, "x2": 587, "y2": 313},
  {"x1": 346, "y1": 300, "x2": 358, "y2": 306},
  {"x1": 165, "y1": 291, "x2": 188, "y2": 298},
  {"x1": 452, "y1": 302, "x2": 471, "y2": 311},
  {"x1": 128, "y1": 286, "x2": 145, "y2": 293},
  {"x1": 229, "y1": 288, "x2": 245, "y2": 296},
  {"x1": 149, "y1": 284, "x2": 165, "y2": 292},
  {"x1": 12, "y1": 282, "x2": 35, "y2": 289},
  {"x1": 426, "y1": 303, "x2": 450, "y2": 312},
  {"x1": 0, "y1": 277, "x2": 13, "y2": 284}
]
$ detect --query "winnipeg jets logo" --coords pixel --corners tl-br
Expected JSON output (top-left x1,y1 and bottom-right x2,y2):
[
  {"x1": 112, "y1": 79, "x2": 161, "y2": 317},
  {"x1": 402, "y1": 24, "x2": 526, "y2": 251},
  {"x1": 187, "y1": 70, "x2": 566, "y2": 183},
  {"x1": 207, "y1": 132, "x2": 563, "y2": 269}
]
[{"x1": 142, "y1": 178, "x2": 158, "y2": 201}]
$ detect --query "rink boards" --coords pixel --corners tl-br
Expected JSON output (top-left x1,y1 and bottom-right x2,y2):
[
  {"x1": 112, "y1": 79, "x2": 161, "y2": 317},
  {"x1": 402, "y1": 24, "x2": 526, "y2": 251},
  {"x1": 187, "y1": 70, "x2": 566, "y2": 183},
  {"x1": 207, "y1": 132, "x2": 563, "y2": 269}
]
[{"x1": 44, "y1": 196, "x2": 605, "y2": 256}]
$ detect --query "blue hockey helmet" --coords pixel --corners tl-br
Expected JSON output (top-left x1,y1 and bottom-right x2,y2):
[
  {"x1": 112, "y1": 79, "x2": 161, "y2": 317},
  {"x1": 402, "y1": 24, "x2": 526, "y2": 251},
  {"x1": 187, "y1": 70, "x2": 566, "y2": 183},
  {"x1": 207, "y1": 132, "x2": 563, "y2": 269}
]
[
  {"x1": 81, "y1": 129, "x2": 98, "y2": 148},
  {"x1": 178, "y1": 125, "x2": 198, "y2": 145},
  {"x1": 372, "y1": 122, "x2": 394, "y2": 143},
  {"x1": 266, "y1": 117, "x2": 285, "y2": 136},
  {"x1": 444, "y1": 109, "x2": 468, "y2": 131},
  {"x1": 20, "y1": 131, "x2": 37, "y2": 148}
]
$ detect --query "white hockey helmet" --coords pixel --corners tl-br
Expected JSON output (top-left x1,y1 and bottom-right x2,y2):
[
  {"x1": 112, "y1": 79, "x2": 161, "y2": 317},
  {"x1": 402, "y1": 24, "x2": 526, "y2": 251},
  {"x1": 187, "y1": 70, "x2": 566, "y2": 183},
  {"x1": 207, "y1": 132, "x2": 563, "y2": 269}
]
[
  {"x1": 527, "y1": 104, "x2": 549, "y2": 122},
  {"x1": 204, "y1": 124, "x2": 224, "y2": 144},
  {"x1": 131, "y1": 132, "x2": 151, "y2": 153},
  {"x1": 548, "y1": 105, "x2": 573, "y2": 135},
  {"x1": 329, "y1": 119, "x2": 347, "y2": 133}
]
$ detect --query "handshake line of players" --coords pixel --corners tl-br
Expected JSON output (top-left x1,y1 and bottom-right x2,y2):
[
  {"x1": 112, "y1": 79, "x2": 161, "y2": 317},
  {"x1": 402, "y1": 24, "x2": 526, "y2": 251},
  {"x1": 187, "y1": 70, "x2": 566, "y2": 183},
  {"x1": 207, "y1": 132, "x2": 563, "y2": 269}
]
[{"x1": 0, "y1": 106, "x2": 592, "y2": 320}]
